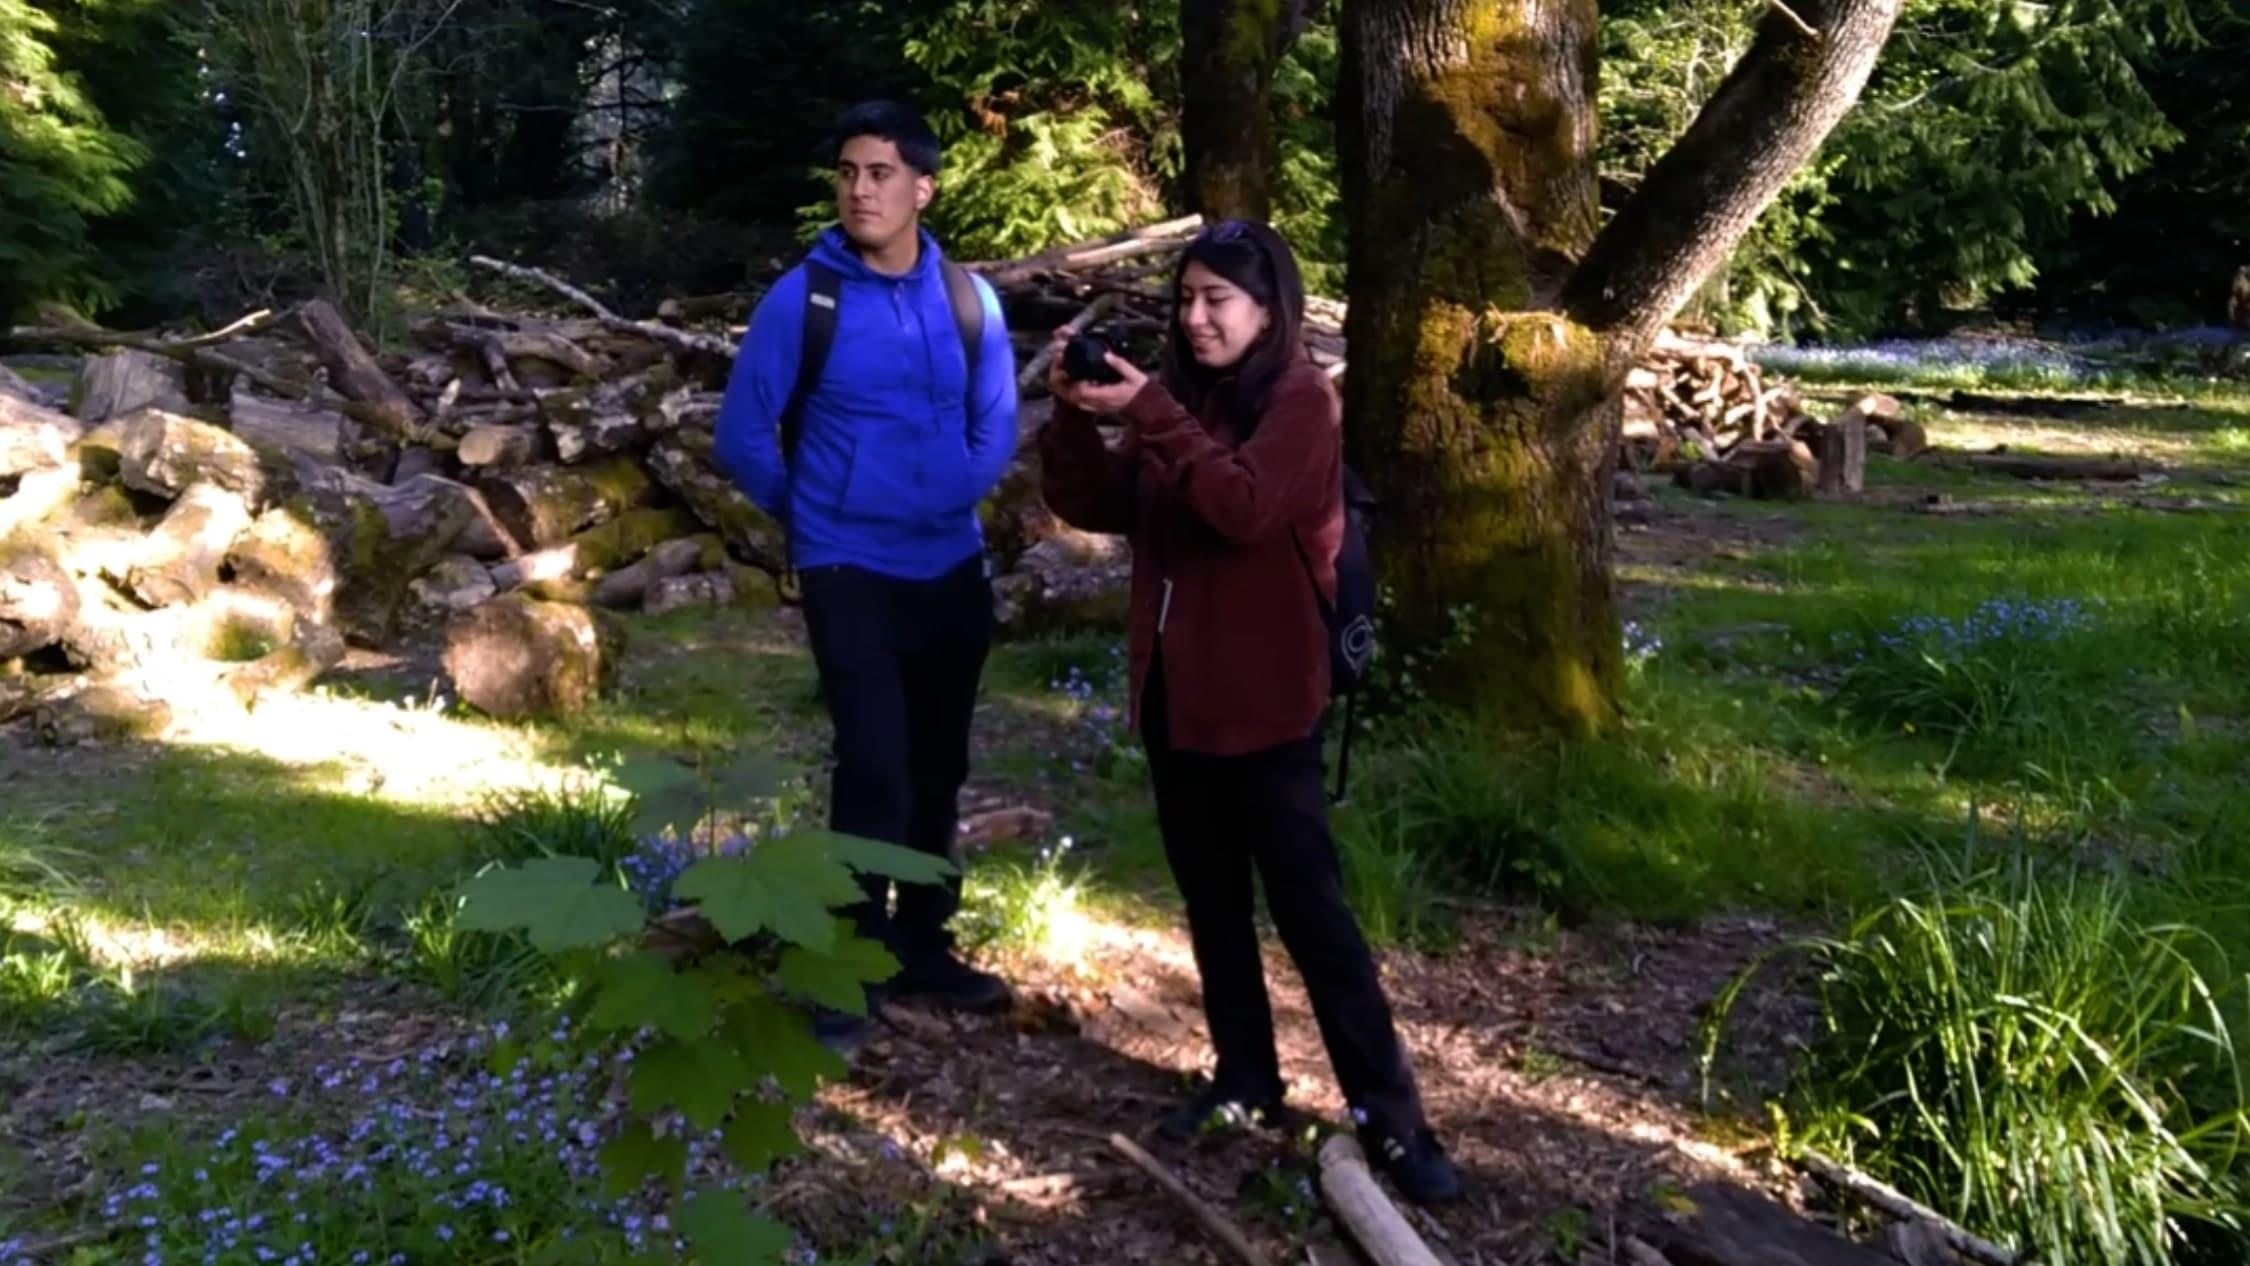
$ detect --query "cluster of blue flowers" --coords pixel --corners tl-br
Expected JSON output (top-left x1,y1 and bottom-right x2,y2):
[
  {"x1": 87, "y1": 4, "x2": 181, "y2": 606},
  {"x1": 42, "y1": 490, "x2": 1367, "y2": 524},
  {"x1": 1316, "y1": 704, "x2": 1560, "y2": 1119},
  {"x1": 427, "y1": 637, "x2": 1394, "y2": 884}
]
[
  {"x1": 1752, "y1": 337, "x2": 2088, "y2": 386},
  {"x1": 617, "y1": 830, "x2": 756, "y2": 912},
  {"x1": 1623, "y1": 620, "x2": 1664, "y2": 666},
  {"x1": 1048, "y1": 644, "x2": 1135, "y2": 773},
  {"x1": 80, "y1": 1015, "x2": 774, "y2": 1266},
  {"x1": 1869, "y1": 596, "x2": 2100, "y2": 659}
]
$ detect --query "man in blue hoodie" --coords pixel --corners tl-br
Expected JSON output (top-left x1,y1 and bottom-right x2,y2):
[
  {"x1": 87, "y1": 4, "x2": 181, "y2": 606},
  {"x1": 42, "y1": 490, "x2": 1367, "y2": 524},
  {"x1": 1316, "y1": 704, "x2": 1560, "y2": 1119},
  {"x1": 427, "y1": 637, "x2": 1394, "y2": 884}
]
[{"x1": 714, "y1": 101, "x2": 1019, "y2": 1033}]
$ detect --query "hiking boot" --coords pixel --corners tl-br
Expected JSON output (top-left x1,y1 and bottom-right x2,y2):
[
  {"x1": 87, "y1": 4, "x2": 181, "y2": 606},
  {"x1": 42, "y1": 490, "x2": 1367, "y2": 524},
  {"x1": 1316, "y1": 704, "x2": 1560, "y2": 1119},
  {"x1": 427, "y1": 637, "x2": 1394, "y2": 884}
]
[
  {"x1": 1158, "y1": 1084, "x2": 1299, "y2": 1144},
  {"x1": 1363, "y1": 1126, "x2": 1463, "y2": 1206},
  {"x1": 889, "y1": 952, "x2": 1013, "y2": 1015}
]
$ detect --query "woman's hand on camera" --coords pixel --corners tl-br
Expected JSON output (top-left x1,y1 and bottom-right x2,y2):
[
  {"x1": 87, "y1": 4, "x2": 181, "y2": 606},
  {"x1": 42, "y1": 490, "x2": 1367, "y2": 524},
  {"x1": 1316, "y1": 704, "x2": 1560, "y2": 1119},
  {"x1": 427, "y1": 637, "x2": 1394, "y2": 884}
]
[{"x1": 1047, "y1": 329, "x2": 1148, "y2": 416}]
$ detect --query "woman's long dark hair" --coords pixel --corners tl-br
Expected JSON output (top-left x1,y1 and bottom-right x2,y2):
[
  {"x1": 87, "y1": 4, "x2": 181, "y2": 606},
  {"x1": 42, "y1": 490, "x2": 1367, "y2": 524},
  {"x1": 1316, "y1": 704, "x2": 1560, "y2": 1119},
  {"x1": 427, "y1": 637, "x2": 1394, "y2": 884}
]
[{"x1": 1157, "y1": 219, "x2": 1307, "y2": 431}]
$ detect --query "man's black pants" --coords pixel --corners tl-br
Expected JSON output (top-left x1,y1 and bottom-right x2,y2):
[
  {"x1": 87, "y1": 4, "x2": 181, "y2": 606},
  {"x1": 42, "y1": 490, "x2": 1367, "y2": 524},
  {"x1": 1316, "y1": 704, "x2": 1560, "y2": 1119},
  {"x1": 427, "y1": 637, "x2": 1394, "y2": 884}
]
[
  {"x1": 799, "y1": 554, "x2": 992, "y2": 973},
  {"x1": 1141, "y1": 656, "x2": 1427, "y2": 1137}
]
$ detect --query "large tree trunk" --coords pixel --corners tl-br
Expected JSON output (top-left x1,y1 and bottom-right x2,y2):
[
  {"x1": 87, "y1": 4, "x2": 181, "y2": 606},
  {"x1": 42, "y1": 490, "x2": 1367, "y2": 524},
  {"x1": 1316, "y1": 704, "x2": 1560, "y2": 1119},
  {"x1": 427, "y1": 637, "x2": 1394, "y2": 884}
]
[
  {"x1": 1341, "y1": 0, "x2": 1904, "y2": 734},
  {"x1": 1340, "y1": 0, "x2": 1615, "y2": 733},
  {"x1": 1181, "y1": 0, "x2": 1306, "y2": 220}
]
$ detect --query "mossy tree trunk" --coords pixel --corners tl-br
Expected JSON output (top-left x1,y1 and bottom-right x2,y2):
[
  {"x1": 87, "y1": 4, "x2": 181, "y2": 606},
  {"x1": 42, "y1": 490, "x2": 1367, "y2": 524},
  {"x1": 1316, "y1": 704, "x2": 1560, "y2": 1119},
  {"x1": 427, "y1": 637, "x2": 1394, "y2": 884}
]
[
  {"x1": 1181, "y1": 0, "x2": 1308, "y2": 220},
  {"x1": 1340, "y1": 0, "x2": 1903, "y2": 735}
]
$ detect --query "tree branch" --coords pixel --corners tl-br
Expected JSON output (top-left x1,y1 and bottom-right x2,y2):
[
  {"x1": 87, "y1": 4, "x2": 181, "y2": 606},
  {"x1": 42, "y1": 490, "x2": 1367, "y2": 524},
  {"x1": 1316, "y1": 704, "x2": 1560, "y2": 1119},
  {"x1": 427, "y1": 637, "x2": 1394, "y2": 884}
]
[{"x1": 1560, "y1": 0, "x2": 1906, "y2": 360}]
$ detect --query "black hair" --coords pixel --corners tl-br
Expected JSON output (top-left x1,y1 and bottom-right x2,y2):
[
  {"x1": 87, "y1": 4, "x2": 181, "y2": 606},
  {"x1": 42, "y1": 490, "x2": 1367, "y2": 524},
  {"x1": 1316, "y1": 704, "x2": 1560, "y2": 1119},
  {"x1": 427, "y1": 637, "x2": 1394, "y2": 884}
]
[
  {"x1": 1157, "y1": 219, "x2": 1307, "y2": 428},
  {"x1": 831, "y1": 100, "x2": 943, "y2": 176}
]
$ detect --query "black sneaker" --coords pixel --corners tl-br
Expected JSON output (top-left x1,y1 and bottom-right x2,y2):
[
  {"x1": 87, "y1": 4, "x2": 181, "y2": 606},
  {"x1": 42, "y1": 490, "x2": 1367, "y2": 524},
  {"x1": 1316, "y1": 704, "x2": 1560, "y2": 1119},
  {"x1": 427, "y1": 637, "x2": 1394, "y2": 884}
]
[
  {"x1": 889, "y1": 952, "x2": 1013, "y2": 1014},
  {"x1": 1158, "y1": 1085, "x2": 1298, "y2": 1144},
  {"x1": 1364, "y1": 1126, "x2": 1463, "y2": 1206}
]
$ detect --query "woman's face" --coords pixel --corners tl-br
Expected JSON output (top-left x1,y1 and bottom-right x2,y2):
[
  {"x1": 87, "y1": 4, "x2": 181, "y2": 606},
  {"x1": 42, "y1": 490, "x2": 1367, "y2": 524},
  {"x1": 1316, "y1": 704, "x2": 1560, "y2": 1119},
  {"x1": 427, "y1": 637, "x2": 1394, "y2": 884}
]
[{"x1": 1178, "y1": 260, "x2": 1271, "y2": 370}]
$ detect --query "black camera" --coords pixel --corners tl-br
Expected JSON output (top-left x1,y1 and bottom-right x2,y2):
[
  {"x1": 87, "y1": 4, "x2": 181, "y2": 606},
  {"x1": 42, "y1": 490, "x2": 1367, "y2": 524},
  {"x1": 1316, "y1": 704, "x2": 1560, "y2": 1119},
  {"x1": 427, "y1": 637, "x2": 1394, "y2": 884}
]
[{"x1": 1063, "y1": 332, "x2": 1125, "y2": 385}]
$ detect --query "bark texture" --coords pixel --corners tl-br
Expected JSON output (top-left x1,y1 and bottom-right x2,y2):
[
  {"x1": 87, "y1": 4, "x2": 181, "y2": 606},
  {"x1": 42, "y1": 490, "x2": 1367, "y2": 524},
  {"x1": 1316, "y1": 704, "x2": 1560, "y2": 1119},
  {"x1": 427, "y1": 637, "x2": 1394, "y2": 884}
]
[
  {"x1": 1181, "y1": 0, "x2": 1306, "y2": 220},
  {"x1": 1343, "y1": 0, "x2": 1904, "y2": 732}
]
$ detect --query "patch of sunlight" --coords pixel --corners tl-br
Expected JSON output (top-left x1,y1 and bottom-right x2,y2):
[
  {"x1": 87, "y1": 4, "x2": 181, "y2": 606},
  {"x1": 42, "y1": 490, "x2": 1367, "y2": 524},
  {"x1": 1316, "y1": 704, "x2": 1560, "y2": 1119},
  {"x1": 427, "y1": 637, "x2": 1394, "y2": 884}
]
[
  {"x1": 156, "y1": 681, "x2": 579, "y2": 812},
  {"x1": 1615, "y1": 564, "x2": 1783, "y2": 595},
  {"x1": 1929, "y1": 414, "x2": 2221, "y2": 466}
]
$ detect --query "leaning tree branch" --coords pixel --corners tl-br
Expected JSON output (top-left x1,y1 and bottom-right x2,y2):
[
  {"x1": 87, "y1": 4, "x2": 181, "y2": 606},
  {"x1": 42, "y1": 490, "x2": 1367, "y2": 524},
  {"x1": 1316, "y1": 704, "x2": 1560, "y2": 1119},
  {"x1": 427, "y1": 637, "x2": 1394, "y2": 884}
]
[
  {"x1": 468, "y1": 255, "x2": 740, "y2": 361},
  {"x1": 1560, "y1": 0, "x2": 1905, "y2": 361}
]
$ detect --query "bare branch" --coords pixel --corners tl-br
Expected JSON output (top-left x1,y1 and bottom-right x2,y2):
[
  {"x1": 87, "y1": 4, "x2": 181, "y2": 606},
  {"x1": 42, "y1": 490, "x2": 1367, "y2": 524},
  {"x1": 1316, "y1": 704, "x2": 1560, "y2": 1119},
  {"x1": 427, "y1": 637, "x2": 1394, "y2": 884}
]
[{"x1": 1561, "y1": 0, "x2": 1906, "y2": 359}]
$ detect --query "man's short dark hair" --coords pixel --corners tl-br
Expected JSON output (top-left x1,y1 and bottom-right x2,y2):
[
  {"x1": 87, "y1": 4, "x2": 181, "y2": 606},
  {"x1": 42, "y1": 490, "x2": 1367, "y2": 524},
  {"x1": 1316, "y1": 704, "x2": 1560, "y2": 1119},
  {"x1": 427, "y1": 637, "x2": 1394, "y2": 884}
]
[{"x1": 832, "y1": 100, "x2": 942, "y2": 176}]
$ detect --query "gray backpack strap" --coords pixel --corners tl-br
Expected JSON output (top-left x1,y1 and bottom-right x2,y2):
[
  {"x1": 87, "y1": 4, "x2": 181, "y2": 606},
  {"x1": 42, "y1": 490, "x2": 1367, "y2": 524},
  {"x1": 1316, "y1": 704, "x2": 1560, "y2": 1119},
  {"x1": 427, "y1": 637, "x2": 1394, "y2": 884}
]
[{"x1": 941, "y1": 259, "x2": 985, "y2": 385}]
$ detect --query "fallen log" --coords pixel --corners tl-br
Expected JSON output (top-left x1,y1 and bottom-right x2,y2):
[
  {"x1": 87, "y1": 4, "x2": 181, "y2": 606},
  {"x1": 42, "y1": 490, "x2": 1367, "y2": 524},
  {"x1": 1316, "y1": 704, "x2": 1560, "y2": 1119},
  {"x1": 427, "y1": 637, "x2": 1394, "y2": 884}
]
[
  {"x1": 590, "y1": 536, "x2": 715, "y2": 608},
  {"x1": 1945, "y1": 452, "x2": 2148, "y2": 482},
  {"x1": 2, "y1": 393, "x2": 84, "y2": 478},
  {"x1": 410, "y1": 555, "x2": 499, "y2": 614},
  {"x1": 294, "y1": 299, "x2": 424, "y2": 442},
  {"x1": 645, "y1": 569, "x2": 739, "y2": 614},
  {"x1": 457, "y1": 423, "x2": 544, "y2": 469},
  {"x1": 1817, "y1": 409, "x2": 1866, "y2": 496},
  {"x1": 487, "y1": 505, "x2": 699, "y2": 595},
  {"x1": 123, "y1": 482, "x2": 254, "y2": 609},
  {"x1": 477, "y1": 456, "x2": 655, "y2": 548},
  {"x1": 226, "y1": 507, "x2": 340, "y2": 626},
  {"x1": 1105, "y1": 1132, "x2": 1269, "y2": 1266},
  {"x1": 981, "y1": 215, "x2": 1204, "y2": 286},
  {"x1": 442, "y1": 593, "x2": 616, "y2": 719},
  {"x1": 1645, "y1": 1180, "x2": 1921, "y2": 1266},
  {"x1": 467, "y1": 255, "x2": 740, "y2": 362},
  {"x1": 0, "y1": 465, "x2": 84, "y2": 543},
  {"x1": 0, "y1": 549, "x2": 78, "y2": 659},
  {"x1": 1315, "y1": 1135, "x2": 1443, "y2": 1266},
  {"x1": 1799, "y1": 1151, "x2": 2029, "y2": 1266},
  {"x1": 644, "y1": 431, "x2": 783, "y2": 570},
  {"x1": 116, "y1": 408, "x2": 268, "y2": 504},
  {"x1": 228, "y1": 386, "x2": 347, "y2": 464}
]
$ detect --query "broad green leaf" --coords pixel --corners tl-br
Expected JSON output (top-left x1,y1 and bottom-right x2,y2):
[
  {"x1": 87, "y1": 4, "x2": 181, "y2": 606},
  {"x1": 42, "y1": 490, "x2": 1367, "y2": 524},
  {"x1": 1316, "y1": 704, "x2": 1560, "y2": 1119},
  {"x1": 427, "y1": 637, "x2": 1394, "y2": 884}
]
[
  {"x1": 820, "y1": 831, "x2": 958, "y2": 886},
  {"x1": 773, "y1": 927, "x2": 899, "y2": 1015},
  {"x1": 747, "y1": 835, "x2": 868, "y2": 952},
  {"x1": 723, "y1": 993, "x2": 845, "y2": 1100},
  {"x1": 630, "y1": 1037, "x2": 755, "y2": 1132},
  {"x1": 719, "y1": 1100, "x2": 803, "y2": 1174},
  {"x1": 599, "y1": 1120, "x2": 686, "y2": 1197},
  {"x1": 612, "y1": 754, "x2": 707, "y2": 836},
  {"x1": 677, "y1": 1190, "x2": 793, "y2": 1266},
  {"x1": 587, "y1": 953, "x2": 720, "y2": 1040},
  {"x1": 456, "y1": 857, "x2": 644, "y2": 953},
  {"x1": 673, "y1": 856, "x2": 773, "y2": 943}
]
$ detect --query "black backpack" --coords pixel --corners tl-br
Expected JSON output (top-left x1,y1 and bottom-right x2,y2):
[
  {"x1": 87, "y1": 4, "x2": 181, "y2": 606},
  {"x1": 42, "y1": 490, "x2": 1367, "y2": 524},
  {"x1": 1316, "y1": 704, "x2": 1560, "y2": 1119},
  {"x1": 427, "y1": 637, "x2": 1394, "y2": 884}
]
[
  {"x1": 768, "y1": 254, "x2": 986, "y2": 599},
  {"x1": 1294, "y1": 464, "x2": 1379, "y2": 802}
]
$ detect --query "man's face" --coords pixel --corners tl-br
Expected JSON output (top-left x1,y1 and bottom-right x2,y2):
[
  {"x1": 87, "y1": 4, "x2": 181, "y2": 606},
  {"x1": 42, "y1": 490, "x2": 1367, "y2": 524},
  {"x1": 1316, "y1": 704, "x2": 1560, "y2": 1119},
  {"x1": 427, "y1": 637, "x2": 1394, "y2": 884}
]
[{"x1": 835, "y1": 135, "x2": 932, "y2": 252}]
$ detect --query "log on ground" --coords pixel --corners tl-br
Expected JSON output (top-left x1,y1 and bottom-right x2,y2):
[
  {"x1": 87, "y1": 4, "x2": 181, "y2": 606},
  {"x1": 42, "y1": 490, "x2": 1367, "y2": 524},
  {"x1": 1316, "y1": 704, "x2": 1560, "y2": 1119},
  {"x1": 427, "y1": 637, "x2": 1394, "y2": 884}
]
[
  {"x1": 294, "y1": 299, "x2": 424, "y2": 441},
  {"x1": 2, "y1": 393, "x2": 85, "y2": 479},
  {"x1": 74, "y1": 348, "x2": 192, "y2": 423},
  {"x1": 487, "y1": 506, "x2": 699, "y2": 596},
  {"x1": 644, "y1": 431, "x2": 783, "y2": 569},
  {"x1": 0, "y1": 465, "x2": 85, "y2": 543},
  {"x1": 591, "y1": 536, "x2": 717, "y2": 608},
  {"x1": 124, "y1": 483, "x2": 256, "y2": 609},
  {"x1": 442, "y1": 594, "x2": 617, "y2": 719},
  {"x1": 116, "y1": 408, "x2": 268, "y2": 504},
  {"x1": 477, "y1": 456, "x2": 654, "y2": 548},
  {"x1": 0, "y1": 549, "x2": 79, "y2": 659}
]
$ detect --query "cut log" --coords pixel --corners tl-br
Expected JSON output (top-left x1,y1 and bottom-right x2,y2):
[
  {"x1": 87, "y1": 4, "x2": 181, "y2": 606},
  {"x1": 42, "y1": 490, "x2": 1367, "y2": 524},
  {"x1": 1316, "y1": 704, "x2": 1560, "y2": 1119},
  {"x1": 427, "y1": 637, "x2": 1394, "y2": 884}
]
[
  {"x1": 1677, "y1": 460, "x2": 1744, "y2": 497},
  {"x1": 0, "y1": 363, "x2": 38, "y2": 404},
  {"x1": 1949, "y1": 452, "x2": 2146, "y2": 482},
  {"x1": 466, "y1": 255, "x2": 741, "y2": 362},
  {"x1": 0, "y1": 549, "x2": 78, "y2": 659},
  {"x1": 1886, "y1": 417, "x2": 1930, "y2": 460},
  {"x1": 645, "y1": 570, "x2": 737, "y2": 615},
  {"x1": 410, "y1": 554, "x2": 498, "y2": 613},
  {"x1": 228, "y1": 385, "x2": 347, "y2": 463},
  {"x1": 1798, "y1": 1151, "x2": 2026, "y2": 1266},
  {"x1": 1315, "y1": 1135, "x2": 1443, "y2": 1266},
  {"x1": 226, "y1": 507, "x2": 339, "y2": 626},
  {"x1": 117, "y1": 408, "x2": 268, "y2": 504},
  {"x1": 1817, "y1": 409, "x2": 1867, "y2": 496},
  {"x1": 488, "y1": 506, "x2": 699, "y2": 594},
  {"x1": 645, "y1": 431, "x2": 783, "y2": 570},
  {"x1": 477, "y1": 456, "x2": 654, "y2": 548},
  {"x1": 0, "y1": 465, "x2": 84, "y2": 543},
  {"x1": 74, "y1": 348, "x2": 192, "y2": 423},
  {"x1": 124, "y1": 483, "x2": 255, "y2": 609},
  {"x1": 300, "y1": 467, "x2": 523, "y2": 562},
  {"x1": 293, "y1": 299, "x2": 423, "y2": 441},
  {"x1": 389, "y1": 444, "x2": 446, "y2": 485},
  {"x1": 35, "y1": 682, "x2": 173, "y2": 745},
  {"x1": 2, "y1": 393, "x2": 84, "y2": 478},
  {"x1": 442, "y1": 594, "x2": 616, "y2": 720},
  {"x1": 1642, "y1": 1181, "x2": 1904, "y2": 1266},
  {"x1": 1729, "y1": 440, "x2": 1818, "y2": 501},
  {"x1": 992, "y1": 532, "x2": 1132, "y2": 633},
  {"x1": 221, "y1": 621, "x2": 346, "y2": 708},
  {"x1": 457, "y1": 424, "x2": 543, "y2": 469},
  {"x1": 591, "y1": 536, "x2": 715, "y2": 608}
]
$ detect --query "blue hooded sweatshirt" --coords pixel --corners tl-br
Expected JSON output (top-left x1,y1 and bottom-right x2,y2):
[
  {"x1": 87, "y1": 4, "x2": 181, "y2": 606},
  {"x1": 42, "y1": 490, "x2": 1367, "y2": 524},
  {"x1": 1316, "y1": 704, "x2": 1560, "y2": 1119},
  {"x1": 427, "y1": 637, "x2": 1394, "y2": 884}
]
[{"x1": 712, "y1": 226, "x2": 1018, "y2": 580}]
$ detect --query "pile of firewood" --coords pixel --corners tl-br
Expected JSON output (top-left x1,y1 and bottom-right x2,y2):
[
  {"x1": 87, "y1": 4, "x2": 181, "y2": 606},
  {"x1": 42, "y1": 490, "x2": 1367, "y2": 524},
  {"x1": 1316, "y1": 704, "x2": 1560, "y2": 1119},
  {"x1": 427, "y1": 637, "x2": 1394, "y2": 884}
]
[
  {"x1": 1620, "y1": 331, "x2": 1930, "y2": 502},
  {"x1": 0, "y1": 216, "x2": 1305, "y2": 732}
]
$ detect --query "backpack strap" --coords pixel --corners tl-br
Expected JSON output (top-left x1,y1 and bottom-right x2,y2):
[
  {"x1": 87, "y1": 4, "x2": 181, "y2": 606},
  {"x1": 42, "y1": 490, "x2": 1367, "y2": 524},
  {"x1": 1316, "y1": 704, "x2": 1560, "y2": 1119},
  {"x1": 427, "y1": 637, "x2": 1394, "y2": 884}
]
[
  {"x1": 941, "y1": 259, "x2": 985, "y2": 386},
  {"x1": 781, "y1": 260, "x2": 842, "y2": 467}
]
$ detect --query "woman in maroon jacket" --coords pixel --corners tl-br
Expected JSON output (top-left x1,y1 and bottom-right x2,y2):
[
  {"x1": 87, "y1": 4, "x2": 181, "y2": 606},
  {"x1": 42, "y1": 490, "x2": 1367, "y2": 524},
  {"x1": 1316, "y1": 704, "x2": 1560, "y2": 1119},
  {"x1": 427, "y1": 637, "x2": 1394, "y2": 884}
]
[{"x1": 1038, "y1": 220, "x2": 1460, "y2": 1205}]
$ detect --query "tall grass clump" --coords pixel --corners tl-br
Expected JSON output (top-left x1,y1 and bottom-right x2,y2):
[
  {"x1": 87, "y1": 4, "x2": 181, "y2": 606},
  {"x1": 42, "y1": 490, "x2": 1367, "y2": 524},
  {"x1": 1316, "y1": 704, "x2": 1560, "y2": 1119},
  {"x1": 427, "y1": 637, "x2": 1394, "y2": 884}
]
[{"x1": 1706, "y1": 861, "x2": 2250, "y2": 1266}]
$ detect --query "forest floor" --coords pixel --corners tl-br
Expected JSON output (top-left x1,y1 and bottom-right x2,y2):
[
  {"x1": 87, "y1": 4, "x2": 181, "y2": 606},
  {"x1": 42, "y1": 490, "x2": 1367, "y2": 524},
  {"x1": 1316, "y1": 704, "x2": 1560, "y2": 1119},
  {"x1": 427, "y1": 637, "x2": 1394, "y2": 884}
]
[{"x1": 4, "y1": 379, "x2": 2249, "y2": 1264}]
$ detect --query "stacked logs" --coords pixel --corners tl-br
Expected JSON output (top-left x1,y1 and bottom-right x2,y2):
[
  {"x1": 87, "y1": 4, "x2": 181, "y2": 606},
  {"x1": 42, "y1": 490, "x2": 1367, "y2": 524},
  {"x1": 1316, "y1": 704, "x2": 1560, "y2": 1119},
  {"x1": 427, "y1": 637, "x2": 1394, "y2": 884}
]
[{"x1": 1621, "y1": 332, "x2": 1929, "y2": 501}]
